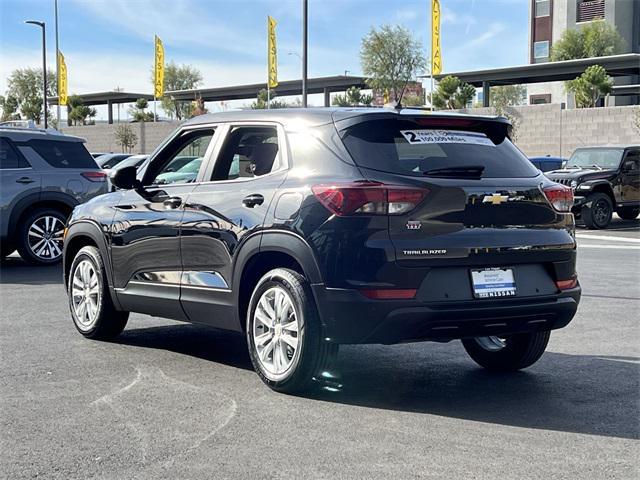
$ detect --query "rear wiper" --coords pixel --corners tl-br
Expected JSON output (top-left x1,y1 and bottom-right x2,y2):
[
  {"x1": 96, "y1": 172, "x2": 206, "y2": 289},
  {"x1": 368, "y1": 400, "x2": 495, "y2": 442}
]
[{"x1": 423, "y1": 165, "x2": 485, "y2": 178}]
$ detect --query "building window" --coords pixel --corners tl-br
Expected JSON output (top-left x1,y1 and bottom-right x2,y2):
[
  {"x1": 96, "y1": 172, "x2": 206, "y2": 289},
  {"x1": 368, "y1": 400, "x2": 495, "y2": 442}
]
[
  {"x1": 577, "y1": 0, "x2": 605, "y2": 22},
  {"x1": 535, "y1": 0, "x2": 551, "y2": 17},
  {"x1": 530, "y1": 94, "x2": 552, "y2": 105},
  {"x1": 534, "y1": 40, "x2": 550, "y2": 59}
]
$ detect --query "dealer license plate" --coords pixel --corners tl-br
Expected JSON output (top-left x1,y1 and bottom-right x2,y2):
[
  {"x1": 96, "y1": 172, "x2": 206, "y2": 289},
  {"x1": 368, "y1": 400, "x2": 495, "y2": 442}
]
[{"x1": 471, "y1": 268, "x2": 516, "y2": 298}]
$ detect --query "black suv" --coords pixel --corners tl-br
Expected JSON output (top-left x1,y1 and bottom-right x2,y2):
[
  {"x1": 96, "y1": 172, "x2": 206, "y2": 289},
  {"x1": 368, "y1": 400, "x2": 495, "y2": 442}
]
[
  {"x1": 1, "y1": 127, "x2": 107, "y2": 264},
  {"x1": 62, "y1": 109, "x2": 580, "y2": 392},
  {"x1": 547, "y1": 145, "x2": 640, "y2": 229}
]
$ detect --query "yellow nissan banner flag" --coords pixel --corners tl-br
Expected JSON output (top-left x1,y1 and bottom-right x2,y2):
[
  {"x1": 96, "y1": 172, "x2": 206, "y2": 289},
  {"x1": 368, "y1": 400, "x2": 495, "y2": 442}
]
[
  {"x1": 431, "y1": 0, "x2": 442, "y2": 75},
  {"x1": 267, "y1": 16, "x2": 278, "y2": 88},
  {"x1": 57, "y1": 51, "x2": 68, "y2": 106},
  {"x1": 154, "y1": 35, "x2": 165, "y2": 98}
]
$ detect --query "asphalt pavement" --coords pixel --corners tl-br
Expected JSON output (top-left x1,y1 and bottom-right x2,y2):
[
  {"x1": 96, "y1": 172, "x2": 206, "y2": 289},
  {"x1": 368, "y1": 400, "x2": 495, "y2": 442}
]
[{"x1": 1, "y1": 216, "x2": 639, "y2": 479}]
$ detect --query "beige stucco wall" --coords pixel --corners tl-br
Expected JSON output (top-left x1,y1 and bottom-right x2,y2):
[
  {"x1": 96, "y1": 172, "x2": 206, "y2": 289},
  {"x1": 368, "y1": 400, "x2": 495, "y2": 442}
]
[{"x1": 63, "y1": 105, "x2": 639, "y2": 159}]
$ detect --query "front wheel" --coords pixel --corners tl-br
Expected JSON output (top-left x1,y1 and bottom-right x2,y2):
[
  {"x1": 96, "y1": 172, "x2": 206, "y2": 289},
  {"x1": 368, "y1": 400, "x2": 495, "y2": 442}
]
[
  {"x1": 68, "y1": 246, "x2": 128, "y2": 340},
  {"x1": 582, "y1": 193, "x2": 612, "y2": 230},
  {"x1": 246, "y1": 268, "x2": 334, "y2": 393},
  {"x1": 617, "y1": 206, "x2": 639, "y2": 221},
  {"x1": 461, "y1": 331, "x2": 550, "y2": 371}
]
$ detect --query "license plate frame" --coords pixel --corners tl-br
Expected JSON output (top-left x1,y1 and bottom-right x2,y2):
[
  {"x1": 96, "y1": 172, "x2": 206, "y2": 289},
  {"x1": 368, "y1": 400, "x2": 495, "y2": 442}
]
[{"x1": 470, "y1": 267, "x2": 517, "y2": 299}]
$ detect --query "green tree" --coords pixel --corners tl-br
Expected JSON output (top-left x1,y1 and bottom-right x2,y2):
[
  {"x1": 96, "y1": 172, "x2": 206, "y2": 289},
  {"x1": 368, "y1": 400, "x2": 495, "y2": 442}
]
[
  {"x1": 129, "y1": 97, "x2": 155, "y2": 122},
  {"x1": 490, "y1": 84, "x2": 527, "y2": 108},
  {"x1": 332, "y1": 86, "x2": 373, "y2": 107},
  {"x1": 431, "y1": 76, "x2": 475, "y2": 109},
  {"x1": 152, "y1": 62, "x2": 203, "y2": 120},
  {"x1": 114, "y1": 124, "x2": 138, "y2": 153},
  {"x1": 551, "y1": 21, "x2": 625, "y2": 61},
  {"x1": 401, "y1": 93, "x2": 424, "y2": 107},
  {"x1": 5, "y1": 68, "x2": 57, "y2": 124},
  {"x1": 566, "y1": 65, "x2": 613, "y2": 108},
  {"x1": 67, "y1": 95, "x2": 97, "y2": 126},
  {"x1": 360, "y1": 25, "x2": 426, "y2": 103},
  {"x1": 250, "y1": 89, "x2": 289, "y2": 109},
  {"x1": 0, "y1": 94, "x2": 20, "y2": 121}
]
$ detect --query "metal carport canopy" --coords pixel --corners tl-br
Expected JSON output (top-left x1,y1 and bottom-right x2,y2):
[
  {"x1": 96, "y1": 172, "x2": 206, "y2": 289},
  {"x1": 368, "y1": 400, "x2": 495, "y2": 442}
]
[
  {"x1": 165, "y1": 75, "x2": 367, "y2": 106},
  {"x1": 434, "y1": 54, "x2": 640, "y2": 106},
  {"x1": 48, "y1": 91, "x2": 155, "y2": 124}
]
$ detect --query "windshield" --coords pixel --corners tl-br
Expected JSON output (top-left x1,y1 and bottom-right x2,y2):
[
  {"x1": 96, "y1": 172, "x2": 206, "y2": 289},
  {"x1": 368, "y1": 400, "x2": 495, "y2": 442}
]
[
  {"x1": 98, "y1": 154, "x2": 130, "y2": 169},
  {"x1": 178, "y1": 157, "x2": 202, "y2": 173},
  {"x1": 566, "y1": 148, "x2": 623, "y2": 169},
  {"x1": 340, "y1": 118, "x2": 539, "y2": 178}
]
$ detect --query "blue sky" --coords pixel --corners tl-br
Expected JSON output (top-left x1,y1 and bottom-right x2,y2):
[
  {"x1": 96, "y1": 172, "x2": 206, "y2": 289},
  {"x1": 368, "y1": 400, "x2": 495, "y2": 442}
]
[{"x1": 0, "y1": 0, "x2": 529, "y2": 119}]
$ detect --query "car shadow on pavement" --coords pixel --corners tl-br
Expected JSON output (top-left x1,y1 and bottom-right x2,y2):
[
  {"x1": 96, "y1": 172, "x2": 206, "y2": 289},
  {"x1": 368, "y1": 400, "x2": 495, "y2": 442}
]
[
  {"x1": 115, "y1": 323, "x2": 638, "y2": 440},
  {"x1": 117, "y1": 324, "x2": 254, "y2": 372},
  {"x1": 309, "y1": 345, "x2": 640, "y2": 440},
  {"x1": 0, "y1": 257, "x2": 63, "y2": 285}
]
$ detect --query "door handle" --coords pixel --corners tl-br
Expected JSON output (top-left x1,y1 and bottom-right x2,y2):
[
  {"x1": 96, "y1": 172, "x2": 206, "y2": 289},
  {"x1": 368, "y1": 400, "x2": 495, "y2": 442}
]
[
  {"x1": 242, "y1": 194, "x2": 264, "y2": 208},
  {"x1": 163, "y1": 197, "x2": 183, "y2": 209},
  {"x1": 16, "y1": 177, "x2": 34, "y2": 184}
]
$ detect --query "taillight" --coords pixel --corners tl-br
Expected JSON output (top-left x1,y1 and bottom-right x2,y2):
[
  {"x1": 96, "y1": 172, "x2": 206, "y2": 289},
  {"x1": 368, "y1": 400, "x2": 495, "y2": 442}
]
[
  {"x1": 311, "y1": 182, "x2": 428, "y2": 216},
  {"x1": 543, "y1": 184, "x2": 573, "y2": 212},
  {"x1": 556, "y1": 278, "x2": 577, "y2": 290},
  {"x1": 81, "y1": 171, "x2": 107, "y2": 182}
]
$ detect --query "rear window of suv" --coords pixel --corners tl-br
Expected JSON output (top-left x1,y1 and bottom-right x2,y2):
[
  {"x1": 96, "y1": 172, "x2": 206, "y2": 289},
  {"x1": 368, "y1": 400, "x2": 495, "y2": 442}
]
[
  {"x1": 27, "y1": 139, "x2": 98, "y2": 169},
  {"x1": 340, "y1": 118, "x2": 539, "y2": 178}
]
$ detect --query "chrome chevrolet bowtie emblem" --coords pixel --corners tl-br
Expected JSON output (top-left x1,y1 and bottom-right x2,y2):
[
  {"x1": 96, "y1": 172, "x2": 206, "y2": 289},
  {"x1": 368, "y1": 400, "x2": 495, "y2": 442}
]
[{"x1": 482, "y1": 193, "x2": 509, "y2": 205}]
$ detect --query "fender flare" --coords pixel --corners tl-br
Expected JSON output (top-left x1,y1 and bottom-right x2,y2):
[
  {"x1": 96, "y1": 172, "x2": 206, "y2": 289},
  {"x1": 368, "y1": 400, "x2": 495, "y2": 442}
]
[
  {"x1": 580, "y1": 179, "x2": 615, "y2": 197},
  {"x1": 230, "y1": 230, "x2": 324, "y2": 328},
  {"x1": 62, "y1": 220, "x2": 120, "y2": 308},
  {"x1": 9, "y1": 191, "x2": 78, "y2": 234}
]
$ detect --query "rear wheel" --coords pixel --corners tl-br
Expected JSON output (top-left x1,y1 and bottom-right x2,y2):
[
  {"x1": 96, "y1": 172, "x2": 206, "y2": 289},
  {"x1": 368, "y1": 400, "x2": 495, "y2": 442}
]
[
  {"x1": 462, "y1": 331, "x2": 550, "y2": 371},
  {"x1": 617, "y1": 206, "x2": 639, "y2": 221},
  {"x1": 582, "y1": 193, "x2": 612, "y2": 230},
  {"x1": 246, "y1": 268, "x2": 334, "y2": 393},
  {"x1": 17, "y1": 208, "x2": 67, "y2": 264},
  {"x1": 68, "y1": 246, "x2": 128, "y2": 340}
]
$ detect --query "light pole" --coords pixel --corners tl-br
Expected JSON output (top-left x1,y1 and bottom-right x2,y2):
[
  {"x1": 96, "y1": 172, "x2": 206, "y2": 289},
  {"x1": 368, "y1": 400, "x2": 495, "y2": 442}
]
[
  {"x1": 302, "y1": 0, "x2": 308, "y2": 107},
  {"x1": 25, "y1": 20, "x2": 47, "y2": 128}
]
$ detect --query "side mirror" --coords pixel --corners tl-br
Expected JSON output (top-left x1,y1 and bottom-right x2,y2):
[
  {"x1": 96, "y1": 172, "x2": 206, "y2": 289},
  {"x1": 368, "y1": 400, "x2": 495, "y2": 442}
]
[
  {"x1": 622, "y1": 160, "x2": 636, "y2": 172},
  {"x1": 110, "y1": 165, "x2": 141, "y2": 190}
]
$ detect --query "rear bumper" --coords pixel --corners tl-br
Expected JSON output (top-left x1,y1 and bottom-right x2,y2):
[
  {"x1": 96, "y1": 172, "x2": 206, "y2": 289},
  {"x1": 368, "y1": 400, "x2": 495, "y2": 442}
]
[{"x1": 312, "y1": 284, "x2": 581, "y2": 344}]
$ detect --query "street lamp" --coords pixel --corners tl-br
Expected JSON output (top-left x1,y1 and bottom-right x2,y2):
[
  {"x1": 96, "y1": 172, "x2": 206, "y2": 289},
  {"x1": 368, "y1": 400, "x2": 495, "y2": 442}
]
[{"x1": 25, "y1": 20, "x2": 48, "y2": 128}]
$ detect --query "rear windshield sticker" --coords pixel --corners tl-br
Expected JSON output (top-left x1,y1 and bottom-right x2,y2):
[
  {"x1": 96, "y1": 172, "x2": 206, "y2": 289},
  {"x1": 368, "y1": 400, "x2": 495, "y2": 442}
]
[{"x1": 400, "y1": 130, "x2": 494, "y2": 146}]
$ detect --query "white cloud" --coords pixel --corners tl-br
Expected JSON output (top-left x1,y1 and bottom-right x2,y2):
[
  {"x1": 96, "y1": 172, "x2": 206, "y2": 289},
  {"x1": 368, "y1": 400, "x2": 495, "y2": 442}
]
[{"x1": 395, "y1": 7, "x2": 419, "y2": 22}]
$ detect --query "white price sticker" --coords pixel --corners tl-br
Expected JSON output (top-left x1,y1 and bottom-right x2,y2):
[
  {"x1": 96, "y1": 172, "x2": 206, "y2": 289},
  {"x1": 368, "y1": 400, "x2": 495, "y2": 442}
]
[{"x1": 400, "y1": 129, "x2": 494, "y2": 146}]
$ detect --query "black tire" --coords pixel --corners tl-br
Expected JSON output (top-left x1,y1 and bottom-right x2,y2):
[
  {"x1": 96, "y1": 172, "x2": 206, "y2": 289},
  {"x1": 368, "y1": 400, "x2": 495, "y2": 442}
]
[
  {"x1": 68, "y1": 245, "x2": 128, "y2": 340},
  {"x1": 617, "y1": 206, "x2": 640, "y2": 221},
  {"x1": 462, "y1": 331, "x2": 550, "y2": 372},
  {"x1": 582, "y1": 193, "x2": 613, "y2": 230},
  {"x1": 246, "y1": 268, "x2": 334, "y2": 393},
  {"x1": 16, "y1": 208, "x2": 67, "y2": 265}
]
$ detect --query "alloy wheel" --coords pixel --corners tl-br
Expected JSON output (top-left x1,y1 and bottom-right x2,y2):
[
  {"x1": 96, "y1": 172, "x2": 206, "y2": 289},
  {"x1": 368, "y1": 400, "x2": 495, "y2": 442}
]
[
  {"x1": 593, "y1": 199, "x2": 611, "y2": 227},
  {"x1": 474, "y1": 336, "x2": 507, "y2": 352},
  {"x1": 71, "y1": 259, "x2": 101, "y2": 330},
  {"x1": 27, "y1": 216, "x2": 65, "y2": 260},
  {"x1": 252, "y1": 286, "x2": 301, "y2": 378}
]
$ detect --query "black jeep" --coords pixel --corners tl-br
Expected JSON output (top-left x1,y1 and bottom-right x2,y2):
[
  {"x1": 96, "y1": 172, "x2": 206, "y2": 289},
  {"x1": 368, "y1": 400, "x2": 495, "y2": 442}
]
[{"x1": 547, "y1": 145, "x2": 640, "y2": 229}]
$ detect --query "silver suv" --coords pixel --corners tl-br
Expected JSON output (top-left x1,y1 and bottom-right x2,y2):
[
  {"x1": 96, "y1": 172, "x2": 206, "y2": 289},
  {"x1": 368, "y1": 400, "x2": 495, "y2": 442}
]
[{"x1": 0, "y1": 127, "x2": 107, "y2": 264}]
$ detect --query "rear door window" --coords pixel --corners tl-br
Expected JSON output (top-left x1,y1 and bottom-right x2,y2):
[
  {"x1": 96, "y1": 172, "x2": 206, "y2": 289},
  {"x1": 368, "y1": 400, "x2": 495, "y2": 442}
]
[
  {"x1": 27, "y1": 139, "x2": 97, "y2": 169},
  {"x1": 340, "y1": 118, "x2": 539, "y2": 178},
  {"x1": 0, "y1": 138, "x2": 30, "y2": 169}
]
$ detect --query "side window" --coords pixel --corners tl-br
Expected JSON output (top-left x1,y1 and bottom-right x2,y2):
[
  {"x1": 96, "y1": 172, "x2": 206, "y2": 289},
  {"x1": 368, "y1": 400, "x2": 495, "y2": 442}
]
[
  {"x1": 28, "y1": 139, "x2": 95, "y2": 168},
  {"x1": 0, "y1": 138, "x2": 29, "y2": 169},
  {"x1": 147, "y1": 129, "x2": 215, "y2": 185},
  {"x1": 623, "y1": 150, "x2": 639, "y2": 171},
  {"x1": 211, "y1": 126, "x2": 281, "y2": 181}
]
